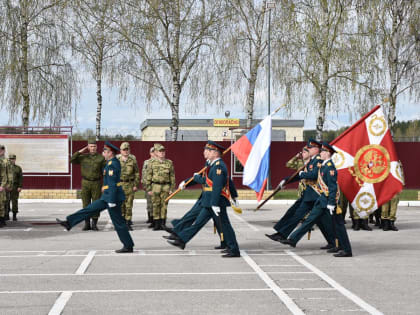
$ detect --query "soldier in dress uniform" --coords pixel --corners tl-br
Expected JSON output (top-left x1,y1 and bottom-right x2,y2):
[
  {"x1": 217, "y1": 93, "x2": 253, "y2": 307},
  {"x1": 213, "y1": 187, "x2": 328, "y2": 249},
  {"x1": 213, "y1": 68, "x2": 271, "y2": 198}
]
[
  {"x1": 167, "y1": 141, "x2": 240, "y2": 258},
  {"x1": 0, "y1": 144, "x2": 13, "y2": 227},
  {"x1": 145, "y1": 143, "x2": 175, "y2": 231},
  {"x1": 280, "y1": 142, "x2": 352, "y2": 257},
  {"x1": 6, "y1": 154, "x2": 23, "y2": 221},
  {"x1": 266, "y1": 139, "x2": 335, "y2": 249},
  {"x1": 117, "y1": 142, "x2": 140, "y2": 230},
  {"x1": 141, "y1": 146, "x2": 156, "y2": 224},
  {"x1": 57, "y1": 141, "x2": 135, "y2": 253},
  {"x1": 70, "y1": 139, "x2": 106, "y2": 231}
]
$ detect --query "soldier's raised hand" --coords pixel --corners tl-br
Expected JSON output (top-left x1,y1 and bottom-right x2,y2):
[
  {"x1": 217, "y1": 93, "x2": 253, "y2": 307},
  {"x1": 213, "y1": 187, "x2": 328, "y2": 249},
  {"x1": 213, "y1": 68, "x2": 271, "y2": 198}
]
[{"x1": 79, "y1": 146, "x2": 89, "y2": 153}]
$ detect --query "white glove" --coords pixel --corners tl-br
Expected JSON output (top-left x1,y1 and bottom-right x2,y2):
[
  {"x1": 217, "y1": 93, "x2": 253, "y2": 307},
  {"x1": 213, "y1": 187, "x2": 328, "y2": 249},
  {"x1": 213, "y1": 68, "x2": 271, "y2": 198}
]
[
  {"x1": 279, "y1": 179, "x2": 286, "y2": 189},
  {"x1": 108, "y1": 202, "x2": 116, "y2": 208},
  {"x1": 299, "y1": 171, "x2": 304, "y2": 176},
  {"x1": 327, "y1": 205, "x2": 335, "y2": 215},
  {"x1": 178, "y1": 181, "x2": 186, "y2": 190},
  {"x1": 232, "y1": 199, "x2": 239, "y2": 207},
  {"x1": 212, "y1": 206, "x2": 220, "y2": 215}
]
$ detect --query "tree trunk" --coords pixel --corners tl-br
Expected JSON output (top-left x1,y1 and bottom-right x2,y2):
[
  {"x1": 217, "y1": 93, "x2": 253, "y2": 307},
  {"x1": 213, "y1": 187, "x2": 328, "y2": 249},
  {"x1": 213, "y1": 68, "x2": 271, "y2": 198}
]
[
  {"x1": 245, "y1": 68, "x2": 258, "y2": 129},
  {"x1": 316, "y1": 67, "x2": 329, "y2": 140},
  {"x1": 170, "y1": 75, "x2": 181, "y2": 141},
  {"x1": 388, "y1": 4, "x2": 399, "y2": 134},
  {"x1": 95, "y1": 63, "x2": 103, "y2": 141},
  {"x1": 20, "y1": 17, "x2": 30, "y2": 131}
]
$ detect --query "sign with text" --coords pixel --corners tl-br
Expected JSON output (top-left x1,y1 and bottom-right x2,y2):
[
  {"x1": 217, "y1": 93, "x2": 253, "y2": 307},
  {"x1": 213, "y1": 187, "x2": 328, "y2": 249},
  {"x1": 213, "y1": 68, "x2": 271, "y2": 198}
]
[
  {"x1": 213, "y1": 118, "x2": 240, "y2": 127},
  {"x1": 0, "y1": 134, "x2": 69, "y2": 173}
]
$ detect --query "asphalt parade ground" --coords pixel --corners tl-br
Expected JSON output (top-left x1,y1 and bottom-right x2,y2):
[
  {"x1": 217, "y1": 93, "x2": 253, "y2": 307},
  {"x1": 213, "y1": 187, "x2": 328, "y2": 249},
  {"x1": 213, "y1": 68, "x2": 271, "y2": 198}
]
[{"x1": 1, "y1": 200, "x2": 419, "y2": 315}]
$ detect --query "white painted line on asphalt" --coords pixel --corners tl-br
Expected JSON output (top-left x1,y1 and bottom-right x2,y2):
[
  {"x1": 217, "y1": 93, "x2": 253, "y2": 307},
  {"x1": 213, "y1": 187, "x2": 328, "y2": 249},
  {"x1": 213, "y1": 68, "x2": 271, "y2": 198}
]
[
  {"x1": 281, "y1": 288, "x2": 336, "y2": 291},
  {"x1": 287, "y1": 250, "x2": 383, "y2": 315},
  {"x1": 230, "y1": 212, "x2": 259, "y2": 231},
  {"x1": 47, "y1": 291, "x2": 72, "y2": 315},
  {"x1": 189, "y1": 250, "x2": 196, "y2": 255},
  {"x1": 241, "y1": 250, "x2": 304, "y2": 315},
  {"x1": 75, "y1": 251, "x2": 96, "y2": 275},
  {"x1": 1, "y1": 288, "x2": 271, "y2": 294},
  {"x1": 104, "y1": 219, "x2": 113, "y2": 231},
  {"x1": 24, "y1": 228, "x2": 33, "y2": 231},
  {"x1": 0, "y1": 272, "x2": 257, "y2": 277},
  {"x1": 259, "y1": 264, "x2": 302, "y2": 267}
]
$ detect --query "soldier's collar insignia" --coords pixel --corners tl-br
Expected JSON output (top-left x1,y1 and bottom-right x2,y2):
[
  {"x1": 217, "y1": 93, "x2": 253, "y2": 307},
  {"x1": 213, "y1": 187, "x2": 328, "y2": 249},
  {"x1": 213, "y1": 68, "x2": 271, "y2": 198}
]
[
  {"x1": 216, "y1": 161, "x2": 220, "y2": 165},
  {"x1": 108, "y1": 161, "x2": 112, "y2": 165},
  {"x1": 216, "y1": 169, "x2": 222, "y2": 175},
  {"x1": 109, "y1": 169, "x2": 114, "y2": 176}
]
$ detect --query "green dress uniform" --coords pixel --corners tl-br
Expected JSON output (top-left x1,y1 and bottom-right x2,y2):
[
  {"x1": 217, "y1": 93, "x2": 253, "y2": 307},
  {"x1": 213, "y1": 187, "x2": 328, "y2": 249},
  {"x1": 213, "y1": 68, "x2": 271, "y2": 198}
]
[
  {"x1": 6, "y1": 162, "x2": 23, "y2": 219},
  {"x1": 145, "y1": 154, "x2": 175, "y2": 227},
  {"x1": 0, "y1": 155, "x2": 13, "y2": 226},
  {"x1": 70, "y1": 150, "x2": 106, "y2": 223},
  {"x1": 141, "y1": 157, "x2": 154, "y2": 222},
  {"x1": 60, "y1": 143, "x2": 134, "y2": 251},
  {"x1": 117, "y1": 154, "x2": 140, "y2": 223}
]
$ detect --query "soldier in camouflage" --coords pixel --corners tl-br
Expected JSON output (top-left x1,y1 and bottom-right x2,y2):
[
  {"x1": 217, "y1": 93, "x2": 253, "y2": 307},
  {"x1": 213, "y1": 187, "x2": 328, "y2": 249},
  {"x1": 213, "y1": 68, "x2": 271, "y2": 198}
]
[
  {"x1": 117, "y1": 142, "x2": 140, "y2": 231},
  {"x1": 6, "y1": 154, "x2": 23, "y2": 221},
  {"x1": 70, "y1": 139, "x2": 106, "y2": 231},
  {"x1": 0, "y1": 144, "x2": 13, "y2": 227},
  {"x1": 142, "y1": 146, "x2": 156, "y2": 224},
  {"x1": 145, "y1": 143, "x2": 175, "y2": 231}
]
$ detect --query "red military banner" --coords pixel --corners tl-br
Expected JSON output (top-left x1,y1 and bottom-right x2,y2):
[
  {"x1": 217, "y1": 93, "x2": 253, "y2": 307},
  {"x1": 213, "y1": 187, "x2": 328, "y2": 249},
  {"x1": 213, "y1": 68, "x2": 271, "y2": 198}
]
[{"x1": 331, "y1": 105, "x2": 404, "y2": 218}]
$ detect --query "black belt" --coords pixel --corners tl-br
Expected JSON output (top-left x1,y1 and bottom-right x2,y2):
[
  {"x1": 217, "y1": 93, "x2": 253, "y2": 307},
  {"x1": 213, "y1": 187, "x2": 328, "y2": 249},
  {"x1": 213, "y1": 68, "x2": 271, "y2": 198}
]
[
  {"x1": 121, "y1": 179, "x2": 134, "y2": 183},
  {"x1": 83, "y1": 177, "x2": 101, "y2": 181},
  {"x1": 152, "y1": 182, "x2": 170, "y2": 185}
]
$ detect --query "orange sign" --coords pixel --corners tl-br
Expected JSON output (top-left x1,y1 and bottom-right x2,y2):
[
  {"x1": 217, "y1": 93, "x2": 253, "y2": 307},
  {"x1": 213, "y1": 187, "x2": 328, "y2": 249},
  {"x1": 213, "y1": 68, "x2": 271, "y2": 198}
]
[{"x1": 213, "y1": 118, "x2": 240, "y2": 127}]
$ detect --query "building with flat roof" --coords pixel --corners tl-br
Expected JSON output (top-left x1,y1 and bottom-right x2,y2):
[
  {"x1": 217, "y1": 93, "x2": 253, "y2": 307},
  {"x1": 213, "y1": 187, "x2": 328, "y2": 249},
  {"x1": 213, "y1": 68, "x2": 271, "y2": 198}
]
[{"x1": 140, "y1": 118, "x2": 304, "y2": 141}]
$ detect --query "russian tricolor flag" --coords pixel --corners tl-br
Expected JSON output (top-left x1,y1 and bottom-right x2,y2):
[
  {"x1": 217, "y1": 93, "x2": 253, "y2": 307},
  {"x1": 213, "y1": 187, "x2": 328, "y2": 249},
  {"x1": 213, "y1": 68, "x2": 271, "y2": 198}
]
[{"x1": 231, "y1": 115, "x2": 271, "y2": 201}]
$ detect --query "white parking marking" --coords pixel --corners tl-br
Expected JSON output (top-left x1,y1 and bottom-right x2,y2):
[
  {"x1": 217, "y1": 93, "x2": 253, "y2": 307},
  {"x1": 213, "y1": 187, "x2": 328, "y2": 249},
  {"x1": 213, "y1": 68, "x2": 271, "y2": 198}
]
[
  {"x1": 0, "y1": 272, "x2": 257, "y2": 277},
  {"x1": 75, "y1": 251, "x2": 96, "y2": 275},
  {"x1": 47, "y1": 291, "x2": 72, "y2": 315},
  {"x1": 241, "y1": 250, "x2": 304, "y2": 315},
  {"x1": 1, "y1": 288, "x2": 271, "y2": 294}
]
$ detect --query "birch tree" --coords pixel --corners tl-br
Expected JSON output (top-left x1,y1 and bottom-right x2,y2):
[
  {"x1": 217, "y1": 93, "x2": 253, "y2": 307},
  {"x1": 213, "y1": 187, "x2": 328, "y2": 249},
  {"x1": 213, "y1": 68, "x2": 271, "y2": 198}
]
[
  {"x1": 273, "y1": 0, "x2": 373, "y2": 139},
  {"x1": 113, "y1": 0, "x2": 225, "y2": 141},
  {"x1": 0, "y1": 0, "x2": 77, "y2": 129},
  {"x1": 68, "y1": 0, "x2": 121, "y2": 140}
]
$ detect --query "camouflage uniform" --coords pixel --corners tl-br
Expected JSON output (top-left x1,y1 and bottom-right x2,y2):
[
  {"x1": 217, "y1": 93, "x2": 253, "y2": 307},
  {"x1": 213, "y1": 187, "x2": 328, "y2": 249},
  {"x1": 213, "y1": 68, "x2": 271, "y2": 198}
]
[
  {"x1": 145, "y1": 144, "x2": 175, "y2": 228},
  {"x1": 6, "y1": 154, "x2": 23, "y2": 220},
  {"x1": 380, "y1": 193, "x2": 400, "y2": 231},
  {"x1": 117, "y1": 145, "x2": 140, "y2": 223},
  {"x1": 70, "y1": 144, "x2": 106, "y2": 228},
  {"x1": 142, "y1": 157, "x2": 154, "y2": 222},
  {"x1": 0, "y1": 148, "x2": 13, "y2": 226}
]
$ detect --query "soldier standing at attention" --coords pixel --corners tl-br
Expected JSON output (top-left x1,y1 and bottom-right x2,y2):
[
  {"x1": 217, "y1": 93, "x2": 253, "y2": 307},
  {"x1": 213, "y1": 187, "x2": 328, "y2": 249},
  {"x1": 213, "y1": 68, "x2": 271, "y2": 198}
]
[
  {"x1": 0, "y1": 144, "x2": 13, "y2": 227},
  {"x1": 142, "y1": 146, "x2": 155, "y2": 224},
  {"x1": 380, "y1": 193, "x2": 400, "y2": 231},
  {"x1": 145, "y1": 143, "x2": 175, "y2": 231},
  {"x1": 57, "y1": 141, "x2": 135, "y2": 253},
  {"x1": 6, "y1": 154, "x2": 23, "y2": 221},
  {"x1": 70, "y1": 139, "x2": 106, "y2": 231},
  {"x1": 117, "y1": 142, "x2": 140, "y2": 231}
]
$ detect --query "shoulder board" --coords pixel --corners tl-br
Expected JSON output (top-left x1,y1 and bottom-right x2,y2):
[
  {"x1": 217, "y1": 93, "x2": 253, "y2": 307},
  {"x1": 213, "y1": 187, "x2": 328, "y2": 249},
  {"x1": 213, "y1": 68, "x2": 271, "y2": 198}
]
[
  {"x1": 215, "y1": 161, "x2": 220, "y2": 165},
  {"x1": 316, "y1": 156, "x2": 321, "y2": 159},
  {"x1": 108, "y1": 161, "x2": 112, "y2": 165},
  {"x1": 327, "y1": 162, "x2": 332, "y2": 166}
]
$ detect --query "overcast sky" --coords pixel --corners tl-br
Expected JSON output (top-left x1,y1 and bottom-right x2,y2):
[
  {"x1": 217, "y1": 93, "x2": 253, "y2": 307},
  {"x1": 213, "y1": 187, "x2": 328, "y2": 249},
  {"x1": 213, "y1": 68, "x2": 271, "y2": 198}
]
[{"x1": 1, "y1": 81, "x2": 419, "y2": 137}]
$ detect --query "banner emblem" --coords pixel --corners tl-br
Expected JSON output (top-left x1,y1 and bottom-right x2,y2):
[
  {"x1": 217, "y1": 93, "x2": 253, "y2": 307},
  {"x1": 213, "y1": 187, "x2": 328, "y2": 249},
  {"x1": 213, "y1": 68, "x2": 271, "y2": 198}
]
[
  {"x1": 355, "y1": 192, "x2": 375, "y2": 212},
  {"x1": 332, "y1": 151, "x2": 345, "y2": 169},
  {"x1": 368, "y1": 114, "x2": 386, "y2": 136},
  {"x1": 354, "y1": 144, "x2": 390, "y2": 183}
]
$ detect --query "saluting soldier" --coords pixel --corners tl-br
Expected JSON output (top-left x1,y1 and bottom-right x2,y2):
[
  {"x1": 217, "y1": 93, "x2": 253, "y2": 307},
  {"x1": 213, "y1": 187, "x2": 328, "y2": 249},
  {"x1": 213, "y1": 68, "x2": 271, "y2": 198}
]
[
  {"x1": 6, "y1": 154, "x2": 23, "y2": 221},
  {"x1": 70, "y1": 139, "x2": 106, "y2": 231},
  {"x1": 117, "y1": 142, "x2": 140, "y2": 230},
  {"x1": 145, "y1": 143, "x2": 175, "y2": 231},
  {"x1": 57, "y1": 141, "x2": 135, "y2": 253},
  {"x1": 0, "y1": 144, "x2": 13, "y2": 227},
  {"x1": 141, "y1": 146, "x2": 156, "y2": 224}
]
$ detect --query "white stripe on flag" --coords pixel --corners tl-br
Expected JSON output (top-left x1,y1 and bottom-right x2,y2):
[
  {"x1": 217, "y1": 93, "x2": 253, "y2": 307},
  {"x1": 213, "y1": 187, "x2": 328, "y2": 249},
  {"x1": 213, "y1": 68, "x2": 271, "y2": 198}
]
[{"x1": 243, "y1": 116, "x2": 271, "y2": 186}]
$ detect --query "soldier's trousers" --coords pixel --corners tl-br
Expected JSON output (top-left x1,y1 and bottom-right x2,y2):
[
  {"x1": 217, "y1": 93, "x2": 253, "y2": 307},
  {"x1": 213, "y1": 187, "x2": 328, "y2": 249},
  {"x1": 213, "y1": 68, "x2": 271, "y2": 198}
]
[
  {"x1": 66, "y1": 199, "x2": 134, "y2": 249},
  {"x1": 381, "y1": 194, "x2": 399, "y2": 221},
  {"x1": 81, "y1": 179, "x2": 102, "y2": 219},
  {"x1": 0, "y1": 191, "x2": 5, "y2": 217},
  {"x1": 121, "y1": 182, "x2": 135, "y2": 221},
  {"x1": 6, "y1": 189, "x2": 19, "y2": 213},
  {"x1": 331, "y1": 212, "x2": 352, "y2": 253},
  {"x1": 273, "y1": 198, "x2": 303, "y2": 237},
  {"x1": 151, "y1": 183, "x2": 170, "y2": 219}
]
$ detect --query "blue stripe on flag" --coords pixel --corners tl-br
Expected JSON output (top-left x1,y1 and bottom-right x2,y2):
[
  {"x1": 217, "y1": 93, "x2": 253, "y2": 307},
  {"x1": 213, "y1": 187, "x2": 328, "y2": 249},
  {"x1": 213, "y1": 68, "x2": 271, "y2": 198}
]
[
  {"x1": 247, "y1": 147, "x2": 270, "y2": 192},
  {"x1": 246, "y1": 124, "x2": 262, "y2": 146}
]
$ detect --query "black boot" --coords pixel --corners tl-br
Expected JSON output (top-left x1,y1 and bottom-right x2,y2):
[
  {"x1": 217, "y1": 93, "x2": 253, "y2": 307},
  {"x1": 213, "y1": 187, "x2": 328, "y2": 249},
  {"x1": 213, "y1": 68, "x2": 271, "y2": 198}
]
[
  {"x1": 4, "y1": 211, "x2": 10, "y2": 221},
  {"x1": 382, "y1": 219, "x2": 390, "y2": 231},
  {"x1": 153, "y1": 219, "x2": 162, "y2": 231},
  {"x1": 12, "y1": 212, "x2": 17, "y2": 221},
  {"x1": 82, "y1": 219, "x2": 91, "y2": 231},
  {"x1": 148, "y1": 219, "x2": 155, "y2": 229},
  {"x1": 389, "y1": 220, "x2": 398, "y2": 231},
  {"x1": 91, "y1": 218, "x2": 99, "y2": 231},
  {"x1": 126, "y1": 220, "x2": 133, "y2": 231},
  {"x1": 374, "y1": 210, "x2": 381, "y2": 227},
  {"x1": 161, "y1": 218, "x2": 167, "y2": 229},
  {"x1": 368, "y1": 214, "x2": 374, "y2": 224},
  {"x1": 351, "y1": 218, "x2": 356, "y2": 229},
  {"x1": 0, "y1": 217, "x2": 5, "y2": 227},
  {"x1": 360, "y1": 219, "x2": 372, "y2": 231},
  {"x1": 353, "y1": 219, "x2": 360, "y2": 231}
]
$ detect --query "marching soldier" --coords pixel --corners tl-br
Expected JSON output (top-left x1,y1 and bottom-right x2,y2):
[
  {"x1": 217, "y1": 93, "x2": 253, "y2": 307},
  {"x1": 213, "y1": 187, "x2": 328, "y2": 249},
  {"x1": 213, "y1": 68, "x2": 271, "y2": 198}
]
[
  {"x1": 57, "y1": 141, "x2": 135, "y2": 253},
  {"x1": 117, "y1": 142, "x2": 140, "y2": 230},
  {"x1": 142, "y1": 146, "x2": 156, "y2": 224},
  {"x1": 0, "y1": 144, "x2": 13, "y2": 227},
  {"x1": 70, "y1": 139, "x2": 106, "y2": 231},
  {"x1": 145, "y1": 143, "x2": 175, "y2": 231},
  {"x1": 381, "y1": 193, "x2": 400, "y2": 231},
  {"x1": 6, "y1": 154, "x2": 23, "y2": 221}
]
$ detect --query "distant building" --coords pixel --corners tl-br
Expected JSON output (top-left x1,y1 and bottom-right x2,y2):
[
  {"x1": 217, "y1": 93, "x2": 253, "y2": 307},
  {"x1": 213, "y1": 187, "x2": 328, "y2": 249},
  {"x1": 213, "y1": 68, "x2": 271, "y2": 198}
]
[{"x1": 140, "y1": 118, "x2": 304, "y2": 141}]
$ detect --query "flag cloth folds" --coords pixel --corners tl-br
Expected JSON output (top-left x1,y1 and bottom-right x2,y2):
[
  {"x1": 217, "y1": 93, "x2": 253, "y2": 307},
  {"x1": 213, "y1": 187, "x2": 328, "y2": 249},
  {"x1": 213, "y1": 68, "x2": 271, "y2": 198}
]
[
  {"x1": 231, "y1": 115, "x2": 271, "y2": 201},
  {"x1": 331, "y1": 105, "x2": 404, "y2": 218}
]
